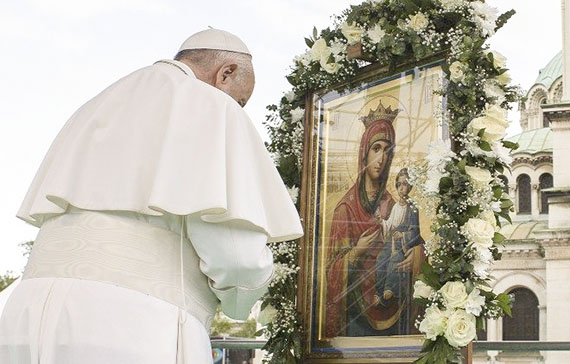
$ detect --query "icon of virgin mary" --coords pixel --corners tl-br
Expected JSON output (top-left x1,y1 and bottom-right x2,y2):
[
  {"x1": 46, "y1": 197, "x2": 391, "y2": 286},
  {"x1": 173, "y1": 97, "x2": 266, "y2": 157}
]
[{"x1": 324, "y1": 100, "x2": 424, "y2": 337}]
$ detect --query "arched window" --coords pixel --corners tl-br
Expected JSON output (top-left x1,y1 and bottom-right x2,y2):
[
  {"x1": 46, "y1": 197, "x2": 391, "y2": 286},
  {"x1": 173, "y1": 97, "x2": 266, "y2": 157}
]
[
  {"x1": 476, "y1": 326, "x2": 487, "y2": 341},
  {"x1": 539, "y1": 173, "x2": 553, "y2": 214},
  {"x1": 540, "y1": 99, "x2": 549, "y2": 127},
  {"x1": 503, "y1": 288, "x2": 539, "y2": 341},
  {"x1": 517, "y1": 174, "x2": 531, "y2": 214},
  {"x1": 498, "y1": 175, "x2": 509, "y2": 195}
]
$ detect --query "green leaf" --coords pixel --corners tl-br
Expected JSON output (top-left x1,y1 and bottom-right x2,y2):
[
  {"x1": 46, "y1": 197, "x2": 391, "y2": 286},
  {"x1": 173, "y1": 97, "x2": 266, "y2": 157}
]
[
  {"x1": 497, "y1": 292, "x2": 513, "y2": 316},
  {"x1": 420, "y1": 261, "x2": 441, "y2": 289},
  {"x1": 498, "y1": 210, "x2": 512, "y2": 224},
  {"x1": 493, "y1": 232, "x2": 505, "y2": 244},
  {"x1": 502, "y1": 140, "x2": 519, "y2": 150},
  {"x1": 501, "y1": 199, "x2": 513, "y2": 208},
  {"x1": 493, "y1": 185, "x2": 503, "y2": 199},
  {"x1": 421, "y1": 338, "x2": 436, "y2": 353},
  {"x1": 413, "y1": 353, "x2": 431, "y2": 364},
  {"x1": 495, "y1": 162, "x2": 505, "y2": 174},
  {"x1": 438, "y1": 217, "x2": 450, "y2": 226},
  {"x1": 476, "y1": 316, "x2": 485, "y2": 330},
  {"x1": 480, "y1": 140, "x2": 492, "y2": 152},
  {"x1": 457, "y1": 158, "x2": 467, "y2": 173},
  {"x1": 496, "y1": 9, "x2": 516, "y2": 31},
  {"x1": 466, "y1": 205, "x2": 480, "y2": 217},
  {"x1": 439, "y1": 176, "x2": 453, "y2": 192},
  {"x1": 313, "y1": 26, "x2": 318, "y2": 39},
  {"x1": 304, "y1": 37, "x2": 314, "y2": 48},
  {"x1": 464, "y1": 280, "x2": 475, "y2": 294}
]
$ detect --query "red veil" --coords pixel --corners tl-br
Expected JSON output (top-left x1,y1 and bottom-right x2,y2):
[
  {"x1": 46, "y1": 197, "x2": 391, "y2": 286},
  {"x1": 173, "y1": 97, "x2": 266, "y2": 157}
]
[{"x1": 324, "y1": 117, "x2": 397, "y2": 338}]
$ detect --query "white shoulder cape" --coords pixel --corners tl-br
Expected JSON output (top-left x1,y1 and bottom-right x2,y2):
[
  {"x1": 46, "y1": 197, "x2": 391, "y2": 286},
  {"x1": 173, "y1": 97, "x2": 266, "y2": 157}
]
[{"x1": 17, "y1": 60, "x2": 303, "y2": 242}]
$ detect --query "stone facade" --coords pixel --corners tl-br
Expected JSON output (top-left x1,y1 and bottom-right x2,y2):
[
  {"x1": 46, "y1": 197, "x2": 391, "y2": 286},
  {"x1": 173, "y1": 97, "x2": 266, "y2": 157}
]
[{"x1": 474, "y1": 41, "x2": 570, "y2": 363}]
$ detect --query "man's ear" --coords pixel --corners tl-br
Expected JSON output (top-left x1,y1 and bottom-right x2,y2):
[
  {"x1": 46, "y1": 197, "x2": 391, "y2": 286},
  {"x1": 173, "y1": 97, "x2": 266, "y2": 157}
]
[{"x1": 215, "y1": 63, "x2": 238, "y2": 87}]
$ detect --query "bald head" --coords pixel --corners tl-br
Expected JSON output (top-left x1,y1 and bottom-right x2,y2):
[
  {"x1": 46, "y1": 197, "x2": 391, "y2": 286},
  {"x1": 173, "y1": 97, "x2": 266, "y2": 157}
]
[{"x1": 175, "y1": 49, "x2": 255, "y2": 107}]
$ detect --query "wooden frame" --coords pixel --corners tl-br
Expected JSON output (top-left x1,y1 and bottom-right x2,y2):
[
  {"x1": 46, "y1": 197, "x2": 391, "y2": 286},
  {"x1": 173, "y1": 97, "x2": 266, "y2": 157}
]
[{"x1": 298, "y1": 57, "x2": 448, "y2": 363}]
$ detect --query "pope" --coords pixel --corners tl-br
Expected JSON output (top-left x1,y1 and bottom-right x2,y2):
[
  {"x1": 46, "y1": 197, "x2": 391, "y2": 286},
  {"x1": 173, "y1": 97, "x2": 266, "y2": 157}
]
[{"x1": 0, "y1": 29, "x2": 303, "y2": 364}]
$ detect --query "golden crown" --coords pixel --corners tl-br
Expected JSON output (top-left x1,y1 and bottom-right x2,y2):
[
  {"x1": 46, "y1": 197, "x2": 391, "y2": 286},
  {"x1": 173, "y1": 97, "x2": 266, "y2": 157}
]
[{"x1": 360, "y1": 100, "x2": 399, "y2": 128}]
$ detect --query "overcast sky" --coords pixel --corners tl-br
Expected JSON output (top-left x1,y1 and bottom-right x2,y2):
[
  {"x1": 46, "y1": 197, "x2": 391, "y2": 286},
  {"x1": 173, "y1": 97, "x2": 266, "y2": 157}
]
[{"x1": 0, "y1": 0, "x2": 563, "y2": 273}]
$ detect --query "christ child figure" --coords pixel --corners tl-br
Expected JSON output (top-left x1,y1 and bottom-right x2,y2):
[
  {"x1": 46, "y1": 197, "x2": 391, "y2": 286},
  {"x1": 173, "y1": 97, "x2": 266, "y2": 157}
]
[{"x1": 374, "y1": 168, "x2": 424, "y2": 306}]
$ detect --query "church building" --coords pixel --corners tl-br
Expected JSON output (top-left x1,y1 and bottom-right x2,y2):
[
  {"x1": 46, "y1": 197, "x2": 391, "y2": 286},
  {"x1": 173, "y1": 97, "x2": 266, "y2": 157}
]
[{"x1": 475, "y1": 49, "x2": 570, "y2": 363}]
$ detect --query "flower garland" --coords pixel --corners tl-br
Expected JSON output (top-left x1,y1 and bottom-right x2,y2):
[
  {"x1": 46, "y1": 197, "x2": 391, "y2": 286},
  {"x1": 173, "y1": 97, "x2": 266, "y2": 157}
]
[{"x1": 261, "y1": 1, "x2": 520, "y2": 363}]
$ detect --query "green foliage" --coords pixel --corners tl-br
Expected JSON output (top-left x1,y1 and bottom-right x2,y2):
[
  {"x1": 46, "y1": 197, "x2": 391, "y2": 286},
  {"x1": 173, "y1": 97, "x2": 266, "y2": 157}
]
[
  {"x1": 264, "y1": 0, "x2": 518, "y2": 362},
  {"x1": 497, "y1": 293, "x2": 513, "y2": 317},
  {"x1": 0, "y1": 272, "x2": 18, "y2": 292},
  {"x1": 210, "y1": 308, "x2": 234, "y2": 336},
  {"x1": 414, "y1": 336, "x2": 456, "y2": 364},
  {"x1": 233, "y1": 318, "x2": 258, "y2": 338}
]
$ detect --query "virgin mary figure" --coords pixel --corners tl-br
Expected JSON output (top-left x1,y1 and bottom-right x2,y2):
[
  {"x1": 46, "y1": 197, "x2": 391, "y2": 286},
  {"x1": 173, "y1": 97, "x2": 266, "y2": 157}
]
[{"x1": 324, "y1": 101, "x2": 424, "y2": 338}]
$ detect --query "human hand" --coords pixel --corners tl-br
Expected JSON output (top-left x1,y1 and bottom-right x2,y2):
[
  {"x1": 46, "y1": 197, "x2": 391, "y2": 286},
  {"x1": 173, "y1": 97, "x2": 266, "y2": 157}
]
[
  {"x1": 396, "y1": 247, "x2": 415, "y2": 272},
  {"x1": 353, "y1": 228, "x2": 380, "y2": 259},
  {"x1": 392, "y1": 231, "x2": 403, "y2": 240}
]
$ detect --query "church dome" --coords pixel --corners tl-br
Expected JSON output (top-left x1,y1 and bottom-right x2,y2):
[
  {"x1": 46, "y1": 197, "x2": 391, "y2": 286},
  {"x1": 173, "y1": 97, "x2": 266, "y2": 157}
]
[
  {"x1": 534, "y1": 51, "x2": 563, "y2": 90},
  {"x1": 500, "y1": 221, "x2": 547, "y2": 241},
  {"x1": 506, "y1": 127, "x2": 552, "y2": 155}
]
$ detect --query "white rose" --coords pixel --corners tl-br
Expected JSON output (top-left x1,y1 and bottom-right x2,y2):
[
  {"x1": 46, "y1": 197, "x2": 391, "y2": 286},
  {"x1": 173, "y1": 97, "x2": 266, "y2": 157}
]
[
  {"x1": 465, "y1": 289, "x2": 486, "y2": 316},
  {"x1": 341, "y1": 22, "x2": 364, "y2": 44},
  {"x1": 419, "y1": 305, "x2": 449, "y2": 340},
  {"x1": 445, "y1": 309, "x2": 477, "y2": 347},
  {"x1": 496, "y1": 71, "x2": 511, "y2": 85},
  {"x1": 463, "y1": 217, "x2": 495, "y2": 250},
  {"x1": 478, "y1": 210, "x2": 497, "y2": 230},
  {"x1": 484, "y1": 104, "x2": 509, "y2": 127},
  {"x1": 468, "y1": 114, "x2": 507, "y2": 142},
  {"x1": 310, "y1": 38, "x2": 331, "y2": 62},
  {"x1": 408, "y1": 12, "x2": 429, "y2": 32},
  {"x1": 486, "y1": 50, "x2": 506, "y2": 69},
  {"x1": 320, "y1": 56, "x2": 341, "y2": 74},
  {"x1": 465, "y1": 165, "x2": 493, "y2": 187},
  {"x1": 440, "y1": 281, "x2": 469, "y2": 309},
  {"x1": 449, "y1": 61, "x2": 467, "y2": 84},
  {"x1": 366, "y1": 24, "x2": 386, "y2": 43},
  {"x1": 257, "y1": 304, "x2": 278, "y2": 326},
  {"x1": 413, "y1": 280, "x2": 434, "y2": 299}
]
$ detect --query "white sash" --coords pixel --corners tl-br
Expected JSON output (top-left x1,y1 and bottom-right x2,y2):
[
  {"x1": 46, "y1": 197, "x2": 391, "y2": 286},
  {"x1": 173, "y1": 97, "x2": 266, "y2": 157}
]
[{"x1": 23, "y1": 210, "x2": 219, "y2": 329}]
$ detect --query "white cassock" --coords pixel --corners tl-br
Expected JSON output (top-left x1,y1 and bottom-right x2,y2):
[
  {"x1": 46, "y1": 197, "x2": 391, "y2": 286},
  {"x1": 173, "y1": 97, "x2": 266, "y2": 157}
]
[{"x1": 0, "y1": 59, "x2": 303, "y2": 364}]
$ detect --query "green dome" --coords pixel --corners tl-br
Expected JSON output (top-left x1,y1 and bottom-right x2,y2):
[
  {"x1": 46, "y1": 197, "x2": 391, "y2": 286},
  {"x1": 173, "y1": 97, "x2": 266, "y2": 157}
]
[
  {"x1": 500, "y1": 221, "x2": 547, "y2": 241},
  {"x1": 506, "y1": 127, "x2": 552, "y2": 155},
  {"x1": 534, "y1": 51, "x2": 563, "y2": 89}
]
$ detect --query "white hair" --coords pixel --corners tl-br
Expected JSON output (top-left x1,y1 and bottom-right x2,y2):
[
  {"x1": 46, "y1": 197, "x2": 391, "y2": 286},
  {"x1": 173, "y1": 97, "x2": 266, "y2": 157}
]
[{"x1": 174, "y1": 49, "x2": 253, "y2": 79}]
